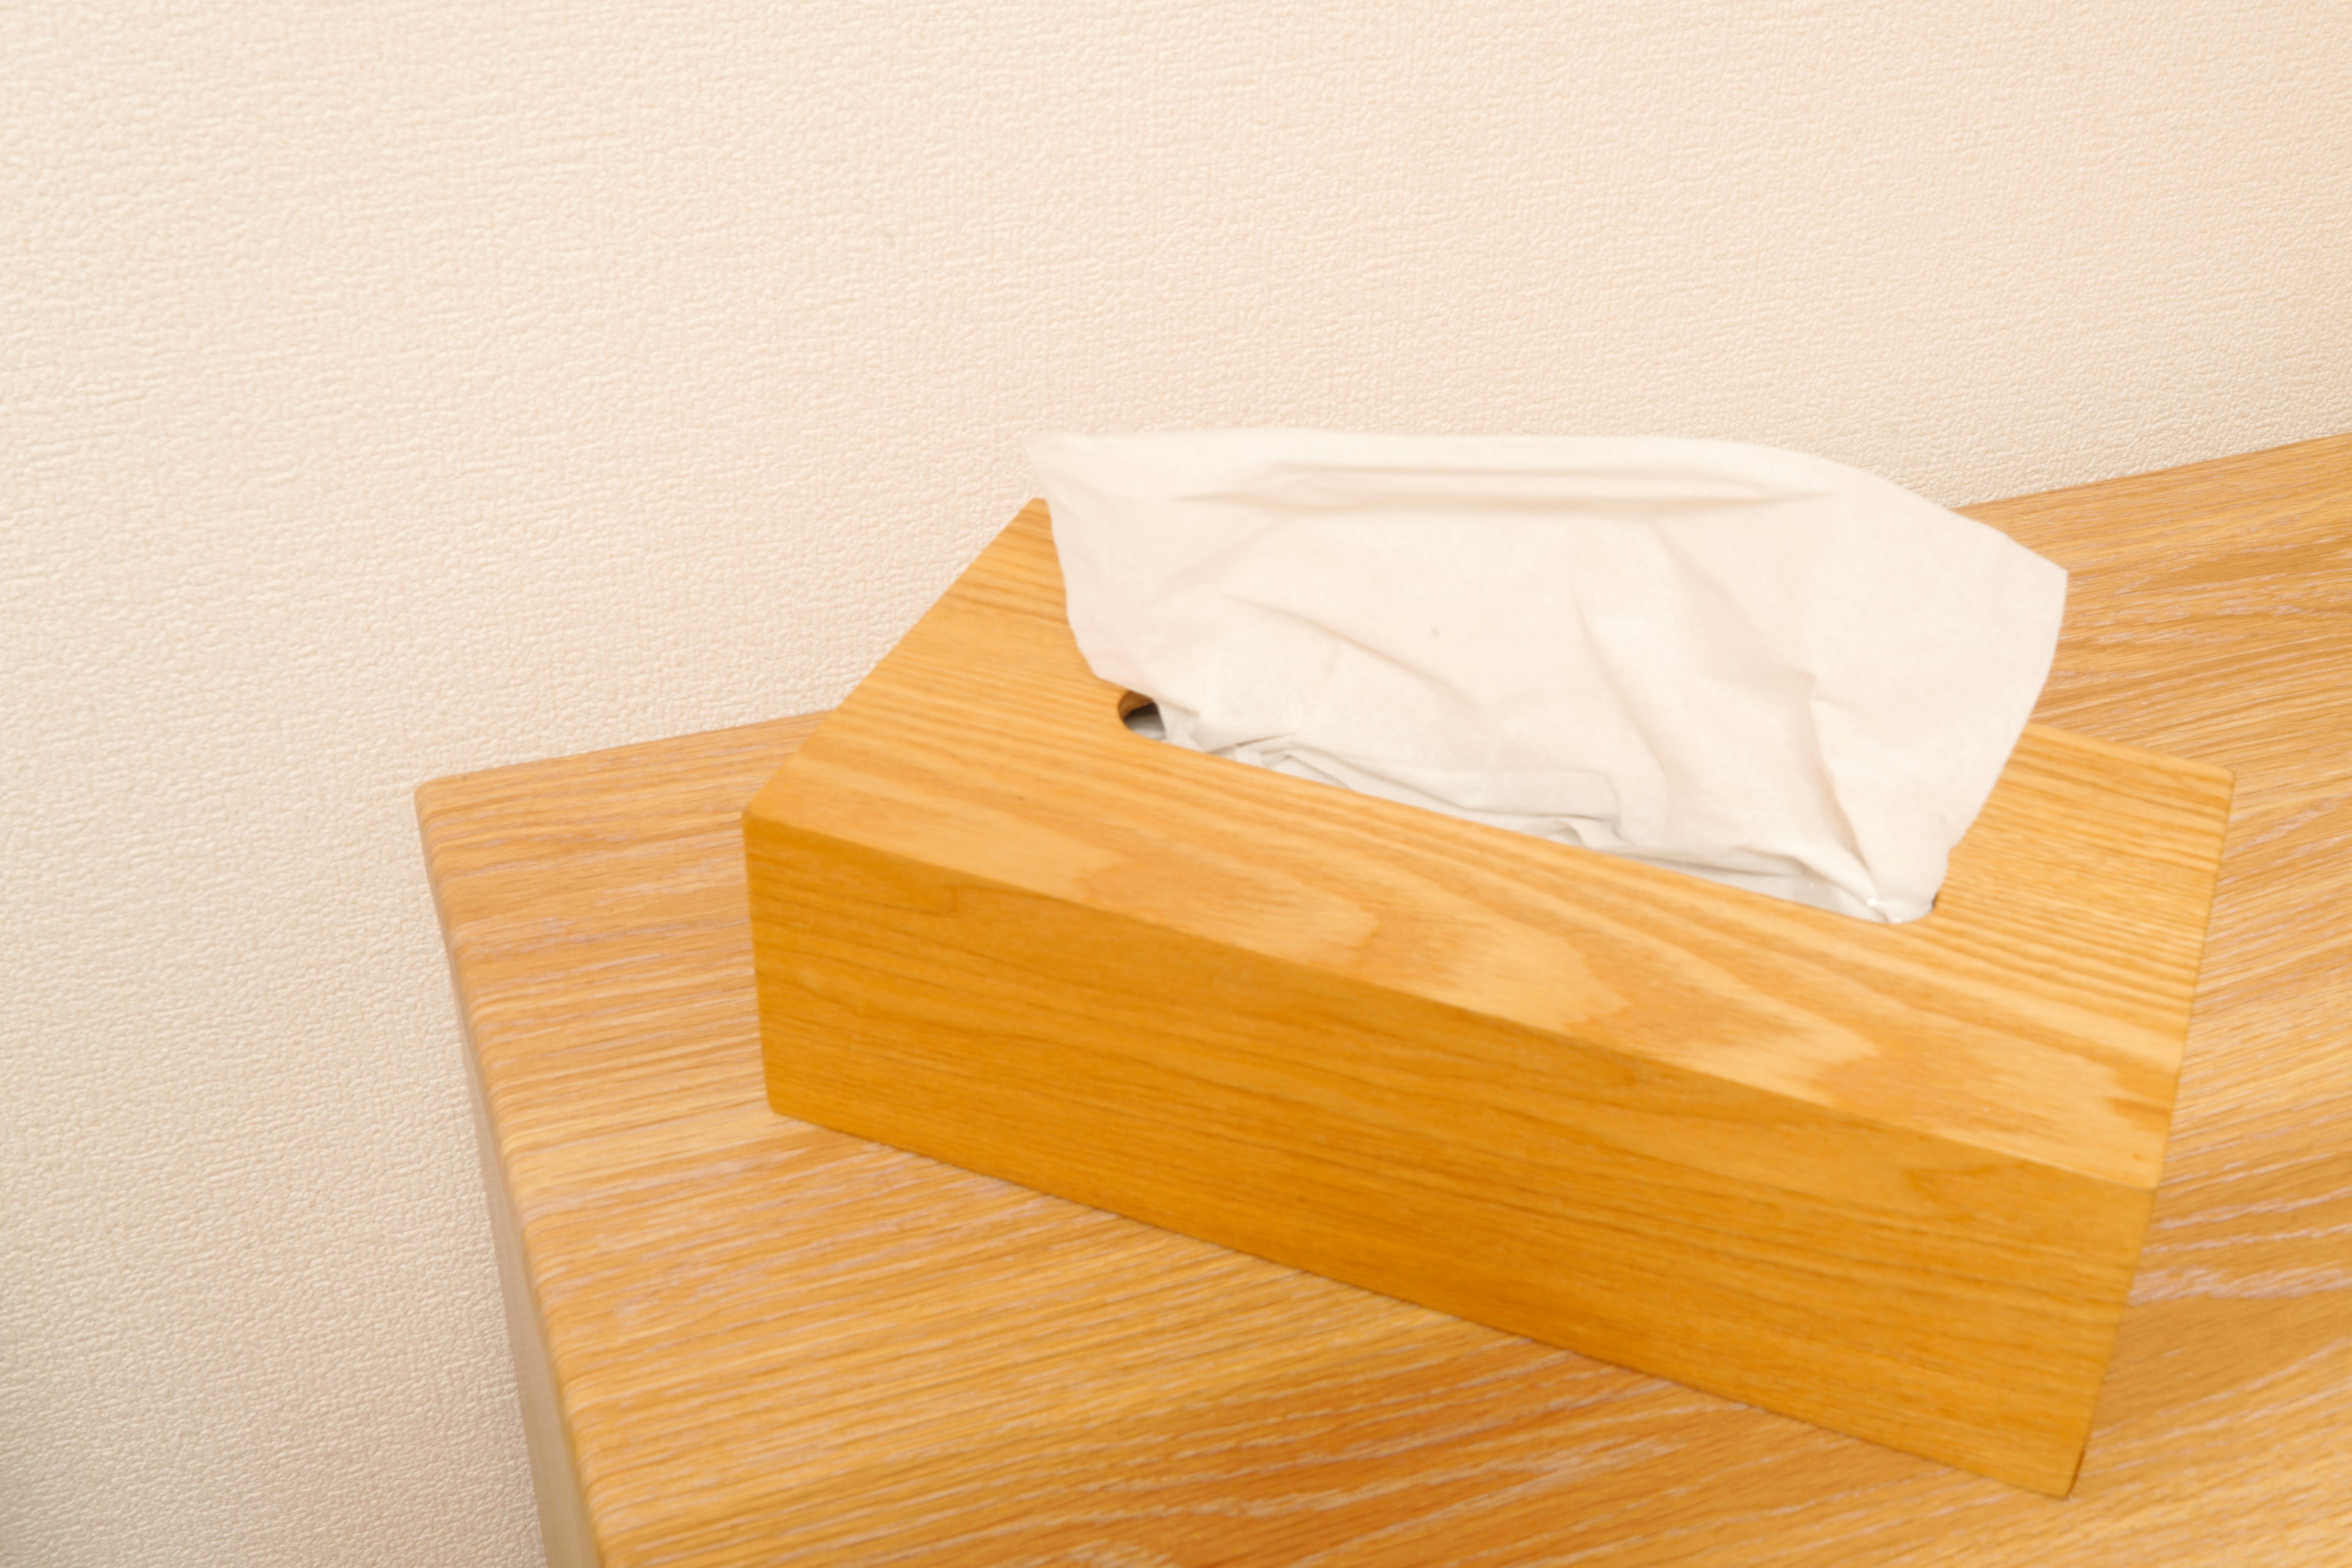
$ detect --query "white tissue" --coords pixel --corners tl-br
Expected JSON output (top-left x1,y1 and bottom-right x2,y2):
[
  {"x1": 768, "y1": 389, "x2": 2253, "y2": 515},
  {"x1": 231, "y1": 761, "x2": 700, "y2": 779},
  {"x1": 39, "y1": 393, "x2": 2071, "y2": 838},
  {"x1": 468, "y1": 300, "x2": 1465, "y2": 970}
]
[{"x1": 1026, "y1": 429, "x2": 2065, "y2": 922}]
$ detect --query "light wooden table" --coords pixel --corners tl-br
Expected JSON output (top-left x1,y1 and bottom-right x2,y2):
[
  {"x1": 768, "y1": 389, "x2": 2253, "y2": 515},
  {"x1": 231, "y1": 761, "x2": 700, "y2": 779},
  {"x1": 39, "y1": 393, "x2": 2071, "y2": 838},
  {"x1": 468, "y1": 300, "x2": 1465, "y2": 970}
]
[{"x1": 420, "y1": 437, "x2": 2351, "y2": 1567}]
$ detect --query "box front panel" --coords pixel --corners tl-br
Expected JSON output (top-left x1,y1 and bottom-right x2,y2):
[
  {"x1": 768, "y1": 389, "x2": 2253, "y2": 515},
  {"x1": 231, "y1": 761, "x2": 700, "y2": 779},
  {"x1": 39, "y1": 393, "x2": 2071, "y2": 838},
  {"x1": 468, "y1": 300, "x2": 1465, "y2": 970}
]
[{"x1": 747, "y1": 813, "x2": 2149, "y2": 1494}]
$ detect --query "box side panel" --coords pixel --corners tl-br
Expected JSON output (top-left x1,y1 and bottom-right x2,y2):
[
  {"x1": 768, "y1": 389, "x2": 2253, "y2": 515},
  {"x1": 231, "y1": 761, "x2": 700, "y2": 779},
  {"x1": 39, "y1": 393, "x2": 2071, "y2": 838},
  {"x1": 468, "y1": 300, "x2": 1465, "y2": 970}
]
[{"x1": 748, "y1": 816, "x2": 2152, "y2": 1495}]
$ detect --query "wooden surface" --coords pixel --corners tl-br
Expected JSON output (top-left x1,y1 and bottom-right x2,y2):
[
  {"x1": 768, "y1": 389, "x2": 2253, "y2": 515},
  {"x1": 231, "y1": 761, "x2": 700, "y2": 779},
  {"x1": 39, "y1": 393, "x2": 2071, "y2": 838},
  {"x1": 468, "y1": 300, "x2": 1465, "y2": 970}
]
[
  {"x1": 420, "y1": 435, "x2": 2352, "y2": 1566},
  {"x1": 744, "y1": 504, "x2": 2232, "y2": 1492}
]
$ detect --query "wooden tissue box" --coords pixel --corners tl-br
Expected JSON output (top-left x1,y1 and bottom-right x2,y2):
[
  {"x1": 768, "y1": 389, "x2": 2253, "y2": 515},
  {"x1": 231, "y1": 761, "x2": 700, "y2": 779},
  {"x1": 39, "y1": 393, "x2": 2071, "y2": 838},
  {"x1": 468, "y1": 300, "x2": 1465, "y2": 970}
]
[{"x1": 744, "y1": 502, "x2": 2232, "y2": 1495}]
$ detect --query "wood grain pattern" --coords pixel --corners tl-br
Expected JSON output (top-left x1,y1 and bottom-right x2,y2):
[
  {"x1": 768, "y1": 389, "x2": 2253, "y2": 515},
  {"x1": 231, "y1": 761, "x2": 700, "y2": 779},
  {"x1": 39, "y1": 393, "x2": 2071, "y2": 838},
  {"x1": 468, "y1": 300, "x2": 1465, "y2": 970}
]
[
  {"x1": 419, "y1": 434, "x2": 2352, "y2": 1563},
  {"x1": 745, "y1": 502, "x2": 2230, "y2": 1492}
]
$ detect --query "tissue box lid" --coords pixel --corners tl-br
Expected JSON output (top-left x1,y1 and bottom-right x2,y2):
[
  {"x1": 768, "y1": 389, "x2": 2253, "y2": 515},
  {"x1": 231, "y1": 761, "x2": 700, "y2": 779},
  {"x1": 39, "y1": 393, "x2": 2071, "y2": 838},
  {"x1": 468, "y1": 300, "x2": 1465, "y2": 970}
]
[{"x1": 753, "y1": 502, "x2": 2231, "y2": 1193}]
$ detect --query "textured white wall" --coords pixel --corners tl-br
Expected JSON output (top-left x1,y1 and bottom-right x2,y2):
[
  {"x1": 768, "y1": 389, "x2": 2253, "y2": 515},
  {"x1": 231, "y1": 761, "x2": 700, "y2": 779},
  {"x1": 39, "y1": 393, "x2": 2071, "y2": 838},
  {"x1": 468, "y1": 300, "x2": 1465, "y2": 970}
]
[{"x1": 3, "y1": 3, "x2": 2346, "y2": 1564}]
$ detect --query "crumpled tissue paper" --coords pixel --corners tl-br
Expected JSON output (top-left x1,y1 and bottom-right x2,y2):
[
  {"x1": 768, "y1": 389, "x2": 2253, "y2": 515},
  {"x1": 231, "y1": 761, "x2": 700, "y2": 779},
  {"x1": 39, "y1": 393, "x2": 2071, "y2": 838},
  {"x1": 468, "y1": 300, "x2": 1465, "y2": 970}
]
[{"x1": 1025, "y1": 429, "x2": 2066, "y2": 922}]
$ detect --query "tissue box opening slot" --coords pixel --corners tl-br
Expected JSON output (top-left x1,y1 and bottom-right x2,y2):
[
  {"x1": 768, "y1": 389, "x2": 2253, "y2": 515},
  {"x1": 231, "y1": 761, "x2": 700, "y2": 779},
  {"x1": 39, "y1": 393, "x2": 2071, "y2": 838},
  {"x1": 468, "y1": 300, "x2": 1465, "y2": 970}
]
[
  {"x1": 1113, "y1": 691, "x2": 1920, "y2": 924},
  {"x1": 1120, "y1": 696, "x2": 1169, "y2": 741}
]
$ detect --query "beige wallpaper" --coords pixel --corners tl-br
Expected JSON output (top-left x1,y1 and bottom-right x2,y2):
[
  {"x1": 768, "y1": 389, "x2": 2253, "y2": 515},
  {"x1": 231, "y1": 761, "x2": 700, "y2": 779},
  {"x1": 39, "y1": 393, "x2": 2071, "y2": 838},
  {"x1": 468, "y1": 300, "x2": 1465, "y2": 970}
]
[{"x1": 4, "y1": 3, "x2": 2346, "y2": 1564}]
